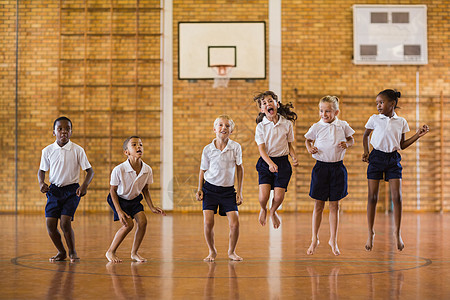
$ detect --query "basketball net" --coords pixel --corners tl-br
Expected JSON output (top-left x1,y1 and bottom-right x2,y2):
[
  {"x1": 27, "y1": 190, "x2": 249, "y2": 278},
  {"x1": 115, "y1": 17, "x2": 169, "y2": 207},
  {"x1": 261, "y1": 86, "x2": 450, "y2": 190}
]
[{"x1": 210, "y1": 65, "x2": 234, "y2": 88}]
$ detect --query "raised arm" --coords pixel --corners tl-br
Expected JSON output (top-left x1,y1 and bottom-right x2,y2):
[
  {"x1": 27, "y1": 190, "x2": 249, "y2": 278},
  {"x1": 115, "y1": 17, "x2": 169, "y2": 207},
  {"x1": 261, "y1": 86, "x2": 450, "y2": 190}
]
[
  {"x1": 400, "y1": 125, "x2": 430, "y2": 150},
  {"x1": 362, "y1": 129, "x2": 373, "y2": 162}
]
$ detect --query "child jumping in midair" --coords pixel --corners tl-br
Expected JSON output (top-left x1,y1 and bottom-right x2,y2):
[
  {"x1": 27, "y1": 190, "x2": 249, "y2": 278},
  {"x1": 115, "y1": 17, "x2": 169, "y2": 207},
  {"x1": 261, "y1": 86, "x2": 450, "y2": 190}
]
[
  {"x1": 305, "y1": 96, "x2": 354, "y2": 256},
  {"x1": 38, "y1": 116, "x2": 95, "y2": 262},
  {"x1": 254, "y1": 91, "x2": 298, "y2": 229},
  {"x1": 196, "y1": 115, "x2": 244, "y2": 262},
  {"x1": 106, "y1": 136, "x2": 165, "y2": 263},
  {"x1": 362, "y1": 89, "x2": 429, "y2": 251}
]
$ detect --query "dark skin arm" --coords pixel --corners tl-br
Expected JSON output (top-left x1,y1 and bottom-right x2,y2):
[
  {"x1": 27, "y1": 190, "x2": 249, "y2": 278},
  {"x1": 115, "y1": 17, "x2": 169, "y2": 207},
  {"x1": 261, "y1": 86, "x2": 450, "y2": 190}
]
[
  {"x1": 37, "y1": 169, "x2": 50, "y2": 193},
  {"x1": 400, "y1": 125, "x2": 430, "y2": 150},
  {"x1": 76, "y1": 167, "x2": 94, "y2": 197},
  {"x1": 362, "y1": 128, "x2": 373, "y2": 163}
]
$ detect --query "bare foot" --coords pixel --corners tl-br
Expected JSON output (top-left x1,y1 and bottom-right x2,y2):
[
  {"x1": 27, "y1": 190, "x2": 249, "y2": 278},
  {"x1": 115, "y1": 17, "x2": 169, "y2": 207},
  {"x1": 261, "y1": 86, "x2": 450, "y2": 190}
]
[
  {"x1": 204, "y1": 251, "x2": 217, "y2": 262},
  {"x1": 106, "y1": 251, "x2": 122, "y2": 263},
  {"x1": 131, "y1": 253, "x2": 147, "y2": 262},
  {"x1": 49, "y1": 252, "x2": 67, "y2": 262},
  {"x1": 69, "y1": 253, "x2": 80, "y2": 263},
  {"x1": 365, "y1": 231, "x2": 375, "y2": 251},
  {"x1": 328, "y1": 240, "x2": 340, "y2": 256},
  {"x1": 270, "y1": 211, "x2": 281, "y2": 229},
  {"x1": 394, "y1": 232, "x2": 405, "y2": 251},
  {"x1": 307, "y1": 240, "x2": 319, "y2": 255},
  {"x1": 228, "y1": 252, "x2": 243, "y2": 261},
  {"x1": 259, "y1": 208, "x2": 268, "y2": 226}
]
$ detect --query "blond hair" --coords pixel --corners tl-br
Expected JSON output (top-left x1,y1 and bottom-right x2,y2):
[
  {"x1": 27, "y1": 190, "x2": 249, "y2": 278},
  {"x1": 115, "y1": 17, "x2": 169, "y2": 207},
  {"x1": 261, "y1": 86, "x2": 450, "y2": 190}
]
[
  {"x1": 214, "y1": 115, "x2": 235, "y2": 132},
  {"x1": 319, "y1": 95, "x2": 340, "y2": 111}
]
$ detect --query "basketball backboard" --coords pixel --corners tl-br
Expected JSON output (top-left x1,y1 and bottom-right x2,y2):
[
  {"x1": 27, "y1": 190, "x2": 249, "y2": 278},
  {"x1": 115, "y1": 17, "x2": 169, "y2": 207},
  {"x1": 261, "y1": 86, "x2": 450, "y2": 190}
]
[{"x1": 178, "y1": 22, "x2": 266, "y2": 80}]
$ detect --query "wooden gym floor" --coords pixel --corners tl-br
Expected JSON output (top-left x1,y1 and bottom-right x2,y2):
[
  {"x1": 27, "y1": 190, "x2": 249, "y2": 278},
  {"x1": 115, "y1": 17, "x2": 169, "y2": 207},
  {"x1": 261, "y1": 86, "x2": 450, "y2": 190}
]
[{"x1": 1, "y1": 212, "x2": 449, "y2": 299}]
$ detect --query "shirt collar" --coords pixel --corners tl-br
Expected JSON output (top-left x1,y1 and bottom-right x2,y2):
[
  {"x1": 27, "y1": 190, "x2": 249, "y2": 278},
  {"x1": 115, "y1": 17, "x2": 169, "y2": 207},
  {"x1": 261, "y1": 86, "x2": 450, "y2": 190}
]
[
  {"x1": 210, "y1": 139, "x2": 230, "y2": 152},
  {"x1": 318, "y1": 117, "x2": 340, "y2": 126},
  {"x1": 125, "y1": 159, "x2": 148, "y2": 174},
  {"x1": 262, "y1": 114, "x2": 283, "y2": 126},
  {"x1": 53, "y1": 140, "x2": 73, "y2": 150},
  {"x1": 379, "y1": 112, "x2": 399, "y2": 119}
]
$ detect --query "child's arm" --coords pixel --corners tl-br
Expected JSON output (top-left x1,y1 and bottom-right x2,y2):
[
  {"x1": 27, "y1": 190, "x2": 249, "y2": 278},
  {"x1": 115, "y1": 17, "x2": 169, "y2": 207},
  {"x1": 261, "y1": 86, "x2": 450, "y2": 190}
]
[
  {"x1": 76, "y1": 167, "x2": 94, "y2": 197},
  {"x1": 362, "y1": 129, "x2": 373, "y2": 162},
  {"x1": 339, "y1": 135, "x2": 355, "y2": 149},
  {"x1": 400, "y1": 125, "x2": 430, "y2": 150},
  {"x1": 257, "y1": 144, "x2": 278, "y2": 173},
  {"x1": 142, "y1": 184, "x2": 166, "y2": 215},
  {"x1": 288, "y1": 142, "x2": 298, "y2": 167},
  {"x1": 37, "y1": 169, "x2": 50, "y2": 193},
  {"x1": 235, "y1": 164, "x2": 244, "y2": 205},
  {"x1": 196, "y1": 169, "x2": 206, "y2": 201},
  {"x1": 110, "y1": 185, "x2": 131, "y2": 226},
  {"x1": 305, "y1": 139, "x2": 318, "y2": 154}
]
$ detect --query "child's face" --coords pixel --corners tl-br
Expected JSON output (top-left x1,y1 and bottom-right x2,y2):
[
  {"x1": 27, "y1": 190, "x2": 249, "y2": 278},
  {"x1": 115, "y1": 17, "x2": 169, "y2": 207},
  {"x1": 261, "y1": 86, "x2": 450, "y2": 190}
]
[
  {"x1": 376, "y1": 95, "x2": 395, "y2": 116},
  {"x1": 319, "y1": 102, "x2": 338, "y2": 123},
  {"x1": 125, "y1": 138, "x2": 144, "y2": 159},
  {"x1": 260, "y1": 95, "x2": 279, "y2": 117},
  {"x1": 213, "y1": 118, "x2": 232, "y2": 140},
  {"x1": 53, "y1": 120, "x2": 72, "y2": 146}
]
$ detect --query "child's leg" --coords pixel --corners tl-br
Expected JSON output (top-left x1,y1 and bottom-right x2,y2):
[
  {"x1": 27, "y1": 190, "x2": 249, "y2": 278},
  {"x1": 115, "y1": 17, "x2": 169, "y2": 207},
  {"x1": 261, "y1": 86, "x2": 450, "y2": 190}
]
[
  {"x1": 269, "y1": 187, "x2": 285, "y2": 229},
  {"x1": 328, "y1": 201, "x2": 340, "y2": 256},
  {"x1": 106, "y1": 217, "x2": 134, "y2": 263},
  {"x1": 46, "y1": 217, "x2": 67, "y2": 261},
  {"x1": 131, "y1": 211, "x2": 148, "y2": 262},
  {"x1": 307, "y1": 200, "x2": 325, "y2": 255},
  {"x1": 258, "y1": 184, "x2": 272, "y2": 226},
  {"x1": 366, "y1": 179, "x2": 380, "y2": 251},
  {"x1": 203, "y1": 210, "x2": 217, "y2": 261},
  {"x1": 60, "y1": 215, "x2": 79, "y2": 262},
  {"x1": 226, "y1": 211, "x2": 242, "y2": 261},
  {"x1": 389, "y1": 178, "x2": 404, "y2": 251}
]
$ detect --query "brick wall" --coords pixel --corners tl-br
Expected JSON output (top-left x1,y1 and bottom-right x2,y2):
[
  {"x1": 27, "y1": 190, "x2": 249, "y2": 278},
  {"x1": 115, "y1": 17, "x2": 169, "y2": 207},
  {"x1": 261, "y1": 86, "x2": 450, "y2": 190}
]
[{"x1": 0, "y1": 1, "x2": 448, "y2": 213}]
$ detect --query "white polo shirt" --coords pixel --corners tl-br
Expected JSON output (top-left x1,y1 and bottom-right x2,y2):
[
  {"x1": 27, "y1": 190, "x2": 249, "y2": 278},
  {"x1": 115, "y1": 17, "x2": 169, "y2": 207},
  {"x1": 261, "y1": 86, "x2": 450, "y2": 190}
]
[
  {"x1": 200, "y1": 139, "x2": 242, "y2": 187},
  {"x1": 304, "y1": 117, "x2": 355, "y2": 163},
  {"x1": 255, "y1": 115, "x2": 294, "y2": 157},
  {"x1": 365, "y1": 113, "x2": 410, "y2": 152},
  {"x1": 39, "y1": 141, "x2": 92, "y2": 187},
  {"x1": 110, "y1": 160, "x2": 153, "y2": 200}
]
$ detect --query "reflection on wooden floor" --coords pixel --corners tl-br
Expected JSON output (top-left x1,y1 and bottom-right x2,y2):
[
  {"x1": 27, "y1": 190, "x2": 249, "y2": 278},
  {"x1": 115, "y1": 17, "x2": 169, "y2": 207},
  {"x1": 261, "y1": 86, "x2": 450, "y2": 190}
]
[{"x1": 1, "y1": 212, "x2": 450, "y2": 299}]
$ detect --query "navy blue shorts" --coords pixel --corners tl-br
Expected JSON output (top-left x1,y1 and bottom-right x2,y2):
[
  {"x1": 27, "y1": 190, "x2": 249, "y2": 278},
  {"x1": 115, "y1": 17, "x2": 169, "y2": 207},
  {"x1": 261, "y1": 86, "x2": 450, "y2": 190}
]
[
  {"x1": 107, "y1": 193, "x2": 144, "y2": 221},
  {"x1": 367, "y1": 149, "x2": 402, "y2": 181},
  {"x1": 256, "y1": 155, "x2": 292, "y2": 191},
  {"x1": 309, "y1": 161, "x2": 348, "y2": 201},
  {"x1": 202, "y1": 181, "x2": 238, "y2": 216},
  {"x1": 45, "y1": 183, "x2": 80, "y2": 220}
]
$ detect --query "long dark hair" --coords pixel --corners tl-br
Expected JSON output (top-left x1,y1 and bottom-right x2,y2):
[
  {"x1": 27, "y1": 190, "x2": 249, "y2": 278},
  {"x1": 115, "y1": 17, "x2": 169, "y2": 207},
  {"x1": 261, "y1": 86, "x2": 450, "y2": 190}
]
[
  {"x1": 377, "y1": 89, "x2": 401, "y2": 109},
  {"x1": 253, "y1": 91, "x2": 297, "y2": 124}
]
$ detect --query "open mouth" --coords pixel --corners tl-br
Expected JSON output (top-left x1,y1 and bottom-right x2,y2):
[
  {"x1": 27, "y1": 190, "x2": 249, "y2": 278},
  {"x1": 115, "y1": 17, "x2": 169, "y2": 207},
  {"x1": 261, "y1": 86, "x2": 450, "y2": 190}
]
[{"x1": 267, "y1": 107, "x2": 274, "y2": 114}]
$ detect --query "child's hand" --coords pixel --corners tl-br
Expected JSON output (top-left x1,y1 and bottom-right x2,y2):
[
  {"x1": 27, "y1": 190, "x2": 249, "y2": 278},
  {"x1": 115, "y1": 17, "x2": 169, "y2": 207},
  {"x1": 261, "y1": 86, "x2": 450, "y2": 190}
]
[
  {"x1": 236, "y1": 194, "x2": 243, "y2": 206},
  {"x1": 362, "y1": 153, "x2": 369, "y2": 163},
  {"x1": 118, "y1": 211, "x2": 131, "y2": 227},
  {"x1": 196, "y1": 190, "x2": 203, "y2": 201},
  {"x1": 269, "y1": 163, "x2": 278, "y2": 173},
  {"x1": 338, "y1": 141, "x2": 348, "y2": 149},
  {"x1": 417, "y1": 125, "x2": 429, "y2": 137},
  {"x1": 39, "y1": 182, "x2": 50, "y2": 193},
  {"x1": 76, "y1": 186, "x2": 88, "y2": 197},
  {"x1": 291, "y1": 156, "x2": 299, "y2": 167},
  {"x1": 150, "y1": 206, "x2": 166, "y2": 216},
  {"x1": 308, "y1": 147, "x2": 319, "y2": 154}
]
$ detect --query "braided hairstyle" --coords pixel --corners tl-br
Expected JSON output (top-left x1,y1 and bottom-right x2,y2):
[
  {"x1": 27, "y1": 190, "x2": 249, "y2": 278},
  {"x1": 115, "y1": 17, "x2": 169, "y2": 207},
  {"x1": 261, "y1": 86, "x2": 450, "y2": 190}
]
[{"x1": 253, "y1": 91, "x2": 297, "y2": 124}]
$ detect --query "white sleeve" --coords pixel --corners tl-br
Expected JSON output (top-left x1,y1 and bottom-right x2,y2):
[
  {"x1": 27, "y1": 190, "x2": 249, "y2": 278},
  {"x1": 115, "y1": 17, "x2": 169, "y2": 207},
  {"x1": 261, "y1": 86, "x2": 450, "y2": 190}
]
[
  {"x1": 402, "y1": 119, "x2": 410, "y2": 133},
  {"x1": 365, "y1": 115, "x2": 375, "y2": 129},
  {"x1": 200, "y1": 147, "x2": 209, "y2": 171},
  {"x1": 78, "y1": 147, "x2": 92, "y2": 171},
  {"x1": 39, "y1": 148, "x2": 50, "y2": 171},
  {"x1": 304, "y1": 123, "x2": 317, "y2": 140},
  {"x1": 235, "y1": 143, "x2": 243, "y2": 166},
  {"x1": 147, "y1": 166, "x2": 154, "y2": 184},
  {"x1": 255, "y1": 124, "x2": 265, "y2": 145},
  {"x1": 110, "y1": 167, "x2": 120, "y2": 186},
  {"x1": 343, "y1": 121, "x2": 355, "y2": 137},
  {"x1": 287, "y1": 121, "x2": 294, "y2": 143}
]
